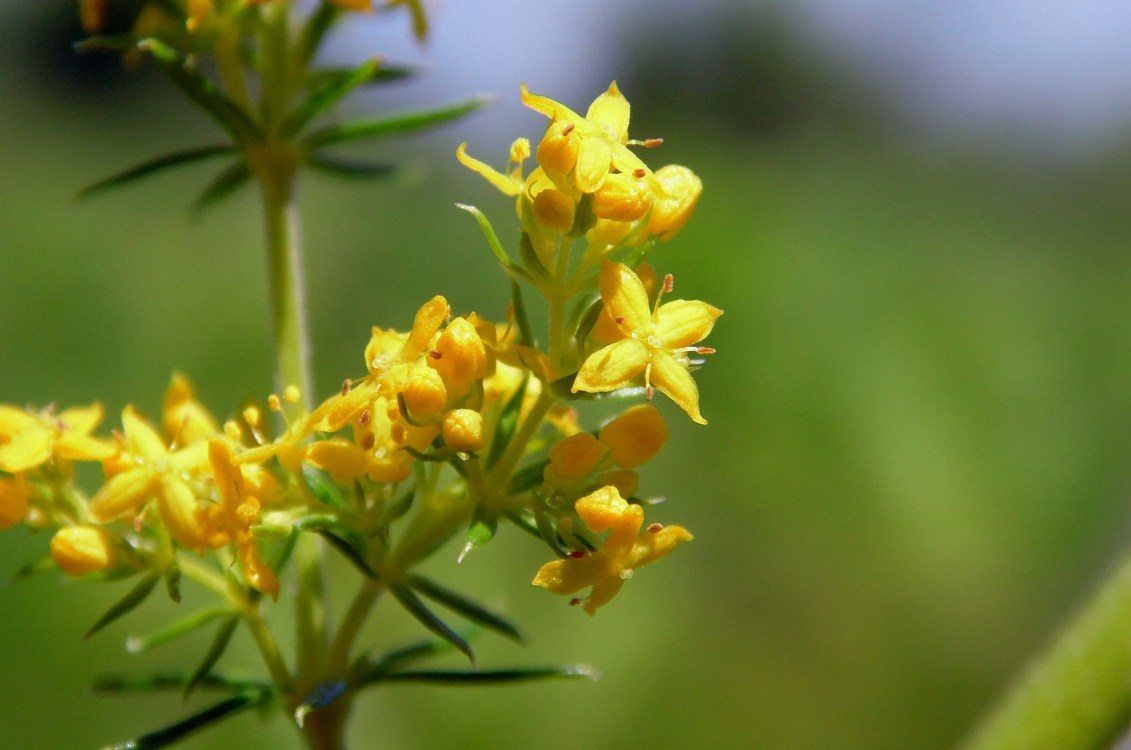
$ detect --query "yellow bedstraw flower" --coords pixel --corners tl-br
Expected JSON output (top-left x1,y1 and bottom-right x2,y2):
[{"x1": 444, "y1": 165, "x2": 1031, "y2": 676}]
[
  {"x1": 208, "y1": 439, "x2": 279, "y2": 600},
  {"x1": 532, "y1": 485, "x2": 691, "y2": 615},
  {"x1": 0, "y1": 403, "x2": 115, "y2": 473},
  {"x1": 573, "y1": 260, "x2": 722, "y2": 424},
  {"x1": 50, "y1": 526, "x2": 116, "y2": 576}
]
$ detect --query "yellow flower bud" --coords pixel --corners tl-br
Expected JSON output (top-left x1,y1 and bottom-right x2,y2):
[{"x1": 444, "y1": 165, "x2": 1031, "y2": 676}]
[
  {"x1": 536, "y1": 120, "x2": 580, "y2": 186},
  {"x1": 549, "y1": 432, "x2": 604, "y2": 481},
  {"x1": 0, "y1": 473, "x2": 29, "y2": 528},
  {"x1": 51, "y1": 526, "x2": 114, "y2": 576},
  {"x1": 599, "y1": 404, "x2": 668, "y2": 468},
  {"x1": 442, "y1": 409, "x2": 485, "y2": 453},
  {"x1": 402, "y1": 367, "x2": 448, "y2": 419},
  {"x1": 429, "y1": 317, "x2": 488, "y2": 398},
  {"x1": 532, "y1": 188, "x2": 576, "y2": 231},
  {"x1": 647, "y1": 165, "x2": 702, "y2": 240},
  {"x1": 592, "y1": 172, "x2": 653, "y2": 222}
]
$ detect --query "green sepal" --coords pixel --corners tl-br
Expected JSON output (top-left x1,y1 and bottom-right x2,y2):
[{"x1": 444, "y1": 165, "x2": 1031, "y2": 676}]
[
  {"x1": 619, "y1": 236, "x2": 658, "y2": 270},
  {"x1": 458, "y1": 510, "x2": 497, "y2": 564},
  {"x1": 6, "y1": 555, "x2": 55, "y2": 584},
  {"x1": 313, "y1": 528, "x2": 377, "y2": 579},
  {"x1": 183, "y1": 614, "x2": 241, "y2": 699},
  {"x1": 507, "y1": 459, "x2": 550, "y2": 494},
  {"x1": 126, "y1": 606, "x2": 233, "y2": 654},
  {"x1": 163, "y1": 564, "x2": 182, "y2": 604},
  {"x1": 301, "y1": 463, "x2": 349, "y2": 510},
  {"x1": 301, "y1": 95, "x2": 492, "y2": 149},
  {"x1": 485, "y1": 373, "x2": 528, "y2": 471},
  {"x1": 518, "y1": 231, "x2": 552, "y2": 280},
  {"x1": 375, "y1": 487, "x2": 415, "y2": 527},
  {"x1": 567, "y1": 193, "x2": 598, "y2": 237},
  {"x1": 306, "y1": 152, "x2": 397, "y2": 180},
  {"x1": 137, "y1": 38, "x2": 264, "y2": 146},
  {"x1": 102, "y1": 691, "x2": 263, "y2": 750},
  {"x1": 372, "y1": 664, "x2": 598, "y2": 686},
  {"x1": 407, "y1": 574, "x2": 521, "y2": 642},
  {"x1": 77, "y1": 144, "x2": 236, "y2": 200},
  {"x1": 510, "y1": 279, "x2": 537, "y2": 347},
  {"x1": 390, "y1": 583, "x2": 474, "y2": 663},
  {"x1": 94, "y1": 671, "x2": 270, "y2": 694},
  {"x1": 281, "y1": 56, "x2": 383, "y2": 139},
  {"x1": 190, "y1": 161, "x2": 251, "y2": 215},
  {"x1": 455, "y1": 203, "x2": 529, "y2": 280},
  {"x1": 84, "y1": 571, "x2": 161, "y2": 640}
]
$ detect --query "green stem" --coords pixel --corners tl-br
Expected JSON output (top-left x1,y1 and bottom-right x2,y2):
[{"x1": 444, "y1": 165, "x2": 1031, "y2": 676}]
[
  {"x1": 960, "y1": 547, "x2": 1131, "y2": 750},
  {"x1": 327, "y1": 578, "x2": 386, "y2": 674},
  {"x1": 294, "y1": 533, "x2": 328, "y2": 682},
  {"x1": 484, "y1": 386, "x2": 555, "y2": 497}
]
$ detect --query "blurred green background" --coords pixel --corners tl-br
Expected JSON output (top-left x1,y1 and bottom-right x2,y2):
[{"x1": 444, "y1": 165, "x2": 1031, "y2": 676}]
[{"x1": 4, "y1": 2, "x2": 1131, "y2": 749}]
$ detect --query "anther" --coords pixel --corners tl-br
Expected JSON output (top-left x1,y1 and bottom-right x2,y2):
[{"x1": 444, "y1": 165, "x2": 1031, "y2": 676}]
[
  {"x1": 632, "y1": 168, "x2": 647, "y2": 179},
  {"x1": 695, "y1": 347, "x2": 716, "y2": 355},
  {"x1": 358, "y1": 409, "x2": 371, "y2": 428},
  {"x1": 568, "y1": 550, "x2": 586, "y2": 559},
  {"x1": 643, "y1": 138, "x2": 663, "y2": 148},
  {"x1": 268, "y1": 394, "x2": 281, "y2": 412},
  {"x1": 429, "y1": 350, "x2": 442, "y2": 360},
  {"x1": 615, "y1": 315, "x2": 626, "y2": 325},
  {"x1": 647, "y1": 522, "x2": 664, "y2": 533},
  {"x1": 662, "y1": 274, "x2": 674, "y2": 294},
  {"x1": 562, "y1": 123, "x2": 575, "y2": 137},
  {"x1": 340, "y1": 379, "x2": 352, "y2": 397},
  {"x1": 569, "y1": 597, "x2": 583, "y2": 607},
  {"x1": 360, "y1": 432, "x2": 375, "y2": 451}
]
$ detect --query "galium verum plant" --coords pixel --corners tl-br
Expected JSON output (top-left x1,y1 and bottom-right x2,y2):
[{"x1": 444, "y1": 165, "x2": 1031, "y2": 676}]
[{"x1": 0, "y1": 2, "x2": 720, "y2": 748}]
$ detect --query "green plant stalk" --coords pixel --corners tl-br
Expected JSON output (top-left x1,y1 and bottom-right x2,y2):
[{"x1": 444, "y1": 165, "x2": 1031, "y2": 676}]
[{"x1": 960, "y1": 547, "x2": 1131, "y2": 750}]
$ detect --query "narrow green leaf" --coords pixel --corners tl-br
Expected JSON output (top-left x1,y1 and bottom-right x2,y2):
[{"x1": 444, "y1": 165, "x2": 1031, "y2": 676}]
[
  {"x1": 455, "y1": 203, "x2": 527, "y2": 278},
  {"x1": 77, "y1": 145, "x2": 236, "y2": 199},
  {"x1": 510, "y1": 279, "x2": 537, "y2": 346},
  {"x1": 390, "y1": 584, "x2": 474, "y2": 663},
  {"x1": 138, "y1": 38, "x2": 263, "y2": 145},
  {"x1": 282, "y1": 56, "x2": 382, "y2": 138},
  {"x1": 126, "y1": 606, "x2": 232, "y2": 654},
  {"x1": 374, "y1": 664, "x2": 598, "y2": 686},
  {"x1": 163, "y1": 565, "x2": 182, "y2": 604},
  {"x1": 85, "y1": 571, "x2": 161, "y2": 640},
  {"x1": 191, "y1": 161, "x2": 251, "y2": 215},
  {"x1": 6, "y1": 555, "x2": 55, "y2": 584},
  {"x1": 102, "y1": 691, "x2": 262, "y2": 750},
  {"x1": 183, "y1": 614, "x2": 240, "y2": 699},
  {"x1": 503, "y1": 509, "x2": 546, "y2": 542},
  {"x1": 301, "y1": 464, "x2": 349, "y2": 510},
  {"x1": 308, "y1": 63, "x2": 417, "y2": 90},
  {"x1": 73, "y1": 34, "x2": 139, "y2": 55},
  {"x1": 295, "y1": 2, "x2": 341, "y2": 66},
  {"x1": 485, "y1": 373, "x2": 528, "y2": 471},
  {"x1": 306, "y1": 152, "x2": 397, "y2": 180},
  {"x1": 314, "y1": 528, "x2": 377, "y2": 579},
  {"x1": 408, "y1": 574, "x2": 521, "y2": 642},
  {"x1": 457, "y1": 510, "x2": 498, "y2": 563},
  {"x1": 507, "y1": 459, "x2": 550, "y2": 494},
  {"x1": 94, "y1": 671, "x2": 270, "y2": 694},
  {"x1": 518, "y1": 231, "x2": 552, "y2": 280},
  {"x1": 302, "y1": 96, "x2": 492, "y2": 149},
  {"x1": 358, "y1": 636, "x2": 462, "y2": 683},
  {"x1": 572, "y1": 296, "x2": 603, "y2": 349}
]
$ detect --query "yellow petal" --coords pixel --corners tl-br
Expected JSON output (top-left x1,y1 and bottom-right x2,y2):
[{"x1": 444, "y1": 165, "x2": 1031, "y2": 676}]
[
  {"x1": 573, "y1": 339, "x2": 648, "y2": 394},
  {"x1": 164, "y1": 373, "x2": 219, "y2": 444},
  {"x1": 309, "y1": 378, "x2": 379, "y2": 433},
  {"x1": 585, "y1": 82, "x2": 630, "y2": 143},
  {"x1": 305, "y1": 438, "x2": 368, "y2": 484},
  {"x1": 0, "y1": 473, "x2": 29, "y2": 528},
  {"x1": 656, "y1": 299, "x2": 722, "y2": 349},
  {"x1": 55, "y1": 432, "x2": 116, "y2": 462},
  {"x1": 402, "y1": 295, "x2": 450, "y2": 362},
  {"x1": 599, "y1": 260, "x2": 651, "y2": 335},
  {"x1": 582, "y1": 572, "x2": 626, "y2": 616},
  {"x1": 58, "y1": 403, "x2": 103, "y2": 435},
  {"x1": 532, "y1": 554, "x2": 607, "y2": 595},
  {"x1": 631, "y1": 524, "x2": 693, "y2": 568},
  {"x1": 456, "y1": 143, "x2": 522, "y2": 196},
  {"x1": 520, "y1": 83, "x2": 583, "y2": 124},
  {"x1": 574, "y1": 137, "x2": 612, "y2": 194},
  {"x1": 238, "y1": 537, "x2": 279, "y2": 600},
  {"x1": 549, "y1": 432, "x2": 603, "y2": 481},
  {"x1": 89, "y1": 467, "x2": 159, "y2": 522},
  {"x1": 158, "y1": 478, "x2": 210, "y2": 549},
  {"x1": 649, "y1": 352, "x2": 706, "y2": 425},
  {"x1": 122, "y1": 405, "x2": 168, "y2": 463},
  {"x1": 51, "y1": 526, "x2": 114, "y2": 576},
  {"x1": 0, "y1": 428, "x2": 52, "y2": 473},
  {"x1": 0, "y1": 406, "x2": 37, "y2": 437},
  {"x1": 599, "y1": 405, "x2": 667, "y2": 468}
]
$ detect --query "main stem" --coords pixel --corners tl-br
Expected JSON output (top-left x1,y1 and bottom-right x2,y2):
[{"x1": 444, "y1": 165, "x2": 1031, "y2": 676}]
[{"x1": 960, "y1": 546, "x2": 1131, "y2": 750}]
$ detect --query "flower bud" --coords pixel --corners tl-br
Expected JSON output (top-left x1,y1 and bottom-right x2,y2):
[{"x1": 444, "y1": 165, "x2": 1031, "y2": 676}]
[
  {"x1": 401, "y1": 367, "x2": 448, "y2": 419},
  {"x1": 429, "y1": 317, "x2": 488, "y2": 398},
  {"x1": 647, "y1": 165, "x2": 702, "y2": 240},
  {"x1": 536, "y1": 120, "x2": 579, "y2": 186},
  {"x1": 0, "y1": 473, "x2": 29, "y2": 528},
  {"x1": 442, "y1": 409, "x2": 485, "y2": 453},
  {"x1": 532, "y1": 188, "x2": 575, "y2": 231},
  {"x1": 51, "y1": 526, "x2": 115, "y2": 576},
  {"x1": 549, "y1": 432, "x2": 603, "y2": 481},
  {"x1": 599, "y1": 404, "x2": 668, "y2": 468},
  {"x1": 593, "y1": 172, "x2": 653, "y2": 222}
]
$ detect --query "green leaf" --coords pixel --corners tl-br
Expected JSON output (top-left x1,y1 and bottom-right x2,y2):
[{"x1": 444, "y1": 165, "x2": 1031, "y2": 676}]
[
  {"x1": 455, "y1": 203, "x2": 528, "y2": 279},
  {"x1": 94, "y1": 671, "x2": 269, "y2": 694},
  {"x1": 302, "y1": 96, "x2": 492, "y2": 149},
  {"x1": 507, "y1": 459, "x2": 550, "y2": 494},
  {"x1": 485, "y1": 373, "x2": 528, "y2": 471},
  {"x1": 73, "y1": 34, "x2": 139, "y2": 56},
  {"x1": 571, "y1": 296, "x2": 604, "y2": 349},
  {"x1": 190, "y1": 161, "x2": 251, "y2": 215},
  {"x1": 408, "y1": 574, "x2": 521, "y2": 642},
  {"x1": 126, "y1": 606, "x2": 233, "y2": 654},
  {"x1": 183, "y1": 614, "x2": 240, "y2": 699},
  {"x1": 102, "y1": 691, "x2": 263, "y2": 750},
  {"x1": 510, "y1": 279, "x2": 537, "y2": 347},
  {"x1": 314, "y1": 528, "x2": 377, "y2": 579},
  {"x1": 308, "y1": 62, "x2": 417, "y2": 89},
  {"x1": 6, "y1": 555, "x2": 55, "y2": 584},
  {"x1": 373, "y1": 664, "x2": 598, "y2": 686},
  {"x1": 390, "y1": 584, "x2": 474, "y2": 663},
  {"x1": 301, "y1": 464, "x2": 349, "y2": 510},
  {"x1": 76, "y1": 145, "x2": 236, "y2": 199},
  {"x1": 282, "y1": 56, "x2": 383, "y2": 139},
  {"x1": 457, "y1": 509, "x2": 498, "y2": 563},
  {"x1": 137, "y1": 38, "x2": 263, "y2": 145},
  {"x1": 163, "y1": 565, "x2": 182, "y2": 604},
  {"x1": 518, "y1": 231, "x2": 552, "y2": 280},
  {"x1": 85, "y1": 571, "x2": 161, "y2": 640},
  {"x1": 295, "y1": 2, "x2": 341, "y2": 67},
  {"x1": 306, "y1": 152, "x2": 397, "y2": 180},
  {"x1": 359, "y1": 636, "x2": 462, "y2": 682}
]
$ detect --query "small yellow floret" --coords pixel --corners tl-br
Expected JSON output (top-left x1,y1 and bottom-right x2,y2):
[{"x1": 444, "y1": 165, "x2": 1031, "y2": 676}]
[
  {"x1": 429, "y1": 317, "x2": 488, "y2": 398},
  {"x1": 51, "y1": 526, "x2": 114, "y2": 576},
  {"x1": 647, "y1": 165, "x2": 703, "y2": 240},
  {"x1": 402, "y1": 367, "x2": 448, "y2": 419},
  {"x1": 442, "y1": 409, "x2": 485, "y2": 453},
  {"x1": 548, "y1": 432, "x2": 603, "y2": 481},
  {"x1": 592, "y1": 172, "x2": 653, "y2": 222},
  {"x1": 0, "y1": 473, "x2": 29, "y2": 528}
]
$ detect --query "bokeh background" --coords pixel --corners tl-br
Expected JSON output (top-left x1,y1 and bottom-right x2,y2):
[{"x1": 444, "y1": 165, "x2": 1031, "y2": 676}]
[{"x1": 4, "y1": 1, "x2": 1131, "y2": 748}]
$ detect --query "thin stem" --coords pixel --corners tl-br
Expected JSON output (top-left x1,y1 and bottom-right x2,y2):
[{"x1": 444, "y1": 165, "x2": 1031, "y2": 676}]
[
  {"x1": 294, "y1": 533, "x2": 328, "y2": 682},
  {"x1": 327, "y1": 578, "x2": 386, "y2": 674},
  {"x1": 960, "y1": 546, "x2": 1131, "y2": 750},
  {"x1": 484, "y1": 386, "x2": 555, "y2": 497}
]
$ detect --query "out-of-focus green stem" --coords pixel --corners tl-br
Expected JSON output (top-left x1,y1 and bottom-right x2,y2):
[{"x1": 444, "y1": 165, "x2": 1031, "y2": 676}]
[
  {"x1": 959, "y1": 547, "x2": 1131, "y2": 750},
  {"x1": 327, "y1": 578, "x2": 386, "y2": 674}
]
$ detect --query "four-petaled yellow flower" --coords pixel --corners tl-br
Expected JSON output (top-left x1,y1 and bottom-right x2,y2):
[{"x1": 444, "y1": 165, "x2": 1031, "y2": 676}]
[
  {"x1": 532, "y1": 485, "x2": 692, "y2": 615},
  {"x1": 0, "y1": 402, "x2": 115, "y2": 473},
  {"x1": 573, "y1": 260, "x2": 722, "y2": 424}
]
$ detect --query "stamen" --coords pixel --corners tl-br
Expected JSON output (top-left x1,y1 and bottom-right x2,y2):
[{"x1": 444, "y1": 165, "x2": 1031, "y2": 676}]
[
  {"x1": 429, "y1": 350, "x2": 442, "y2": 360},
  {"x1": 647, "y1": 522, "x2": 664, "y2": 533},
  {"x1": 568, "y1": 550, "x2": 586, "y2": 559},
  {"x1": 360, "y1": 432, "x2": 375, "y2": 451},
  {"x1": 562, "y1": 123, "x2": 575, "y2": 137},
  {"x1": 695, "y1": 347, "x2": 716, "y2": 355},
  {"x1": 267, "y1": 394, "x2": 282, "y2": 412},
  {"x1": 340, "y1": 379, "x2": 352, "y2": 397},
  {"x1": 358, "y1": 409, "x2": 371, "y2": 428},
  {"x1": 662, "y1": 274, "x2": 674, "y2": 294},
  {"x1": 643, "y1": 137, "x2": 663, "y2": 148},
  {"x1": 569, "y1": 597, "x2": 583, "y2": 607},
  {"x1": 614, "y1": 315, "x2": 626, "y2": 325},
  {"x1": 632, "y1": 168, "x2": 647, "y2": 179}
]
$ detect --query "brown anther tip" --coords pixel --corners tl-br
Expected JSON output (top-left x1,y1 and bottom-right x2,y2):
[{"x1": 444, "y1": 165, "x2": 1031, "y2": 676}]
[
  {"x1": 645, "y1": 384, "x2": 655, "y2": 401},
  {"x1": 569, "y1": 597, "x2": 583, "y2": 607},
  {"x1": 112, "y1": 428, "x2": 125, "y2": 443},
  {"x1": 647, "y1": 522, "x2": 664, "y2": 533},
  {"x1": 662, "y1": 274, "x2": 674, "y2": 293},
  {"x1": 360, "y1": 432, "x2": 375, "y2": 450},
  {"x1": 568, "y1": 550, "x2": 586, "y2": 559},
  {"x1": 341, "y1": 379, "x2": 352, "y2": 396},
  {"x1": 697, "y1": 347, "x2": 716, "y2": 355},
  {"x1": 562, "y1": 123, "x2": 575, "y2": 136},
  {"x1": 643, "y1": 138, "x2": 663, "y2": 148},
  {"x1": 358, "y1": 409, "x2": 371, "y2": 427},
  {"x1": 429, "y1": 350, "x2": 442, "y2": 360},
  {"x1": 614, "y1": 315, "x2": 626, "y2": 324},
  {"x1": 632, "y1": 168, "x2": 647, "y2": 179}
]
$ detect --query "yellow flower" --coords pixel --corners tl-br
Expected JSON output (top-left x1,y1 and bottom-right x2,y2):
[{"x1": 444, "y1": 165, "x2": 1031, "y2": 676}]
[
  {"x1": 0, "y1": 473, "x2": 29, "y2": 529},
  {"x1": 208, "y1": 439, "x2": 279, "y2": 600},
  {"x1": 531, "y1": 485, "x2": 691, "y2": 615},
  {"x1": 573, "y1": 261, "x2": 722, "y2": 424},
  {"x1": 0, "y1": 403, "x2": 115, "y2": 473},
  {"x1": 50, "y1": 526, "x2": 116, "y2": 576}
]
